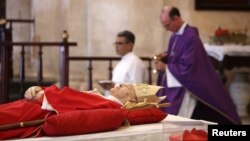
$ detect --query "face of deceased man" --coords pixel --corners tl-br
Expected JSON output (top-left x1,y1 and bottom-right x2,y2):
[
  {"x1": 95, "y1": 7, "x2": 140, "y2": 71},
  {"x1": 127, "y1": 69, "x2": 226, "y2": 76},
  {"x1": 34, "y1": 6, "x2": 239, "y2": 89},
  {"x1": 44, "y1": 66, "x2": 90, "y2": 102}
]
[{"x1": 110, "y1": 84, "x2": 137, "y2": 103}]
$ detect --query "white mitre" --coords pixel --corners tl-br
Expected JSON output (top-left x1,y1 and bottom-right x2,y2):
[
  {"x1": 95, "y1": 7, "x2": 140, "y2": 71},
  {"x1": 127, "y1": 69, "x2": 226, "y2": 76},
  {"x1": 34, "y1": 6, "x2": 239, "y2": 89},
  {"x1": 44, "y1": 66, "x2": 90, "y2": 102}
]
[{"x1": 131, "y1": 84, "x2": 165, "y2": 103}]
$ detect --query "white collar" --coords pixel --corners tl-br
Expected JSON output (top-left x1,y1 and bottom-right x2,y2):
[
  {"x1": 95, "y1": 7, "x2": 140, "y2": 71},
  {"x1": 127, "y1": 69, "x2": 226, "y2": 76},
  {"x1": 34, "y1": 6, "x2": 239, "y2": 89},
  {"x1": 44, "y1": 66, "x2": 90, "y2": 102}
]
[
  {"x1": 122, "y1": 52, "x2": 133, "y2": 59},
  {"x1": 175, "y1": 22, "x2": 187, "y2": 35},
  {"x1": 87, "y1": 93, "x2": 124, "y2": 105},
  {"x1": 106, "y1": 95, "x2": 124, "y2": 105}
]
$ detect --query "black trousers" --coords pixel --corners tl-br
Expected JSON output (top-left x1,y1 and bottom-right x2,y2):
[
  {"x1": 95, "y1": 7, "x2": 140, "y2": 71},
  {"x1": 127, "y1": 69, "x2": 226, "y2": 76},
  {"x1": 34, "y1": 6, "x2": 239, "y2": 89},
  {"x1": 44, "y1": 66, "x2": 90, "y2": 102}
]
[{"x1": 191, "y1": 101, "x2": 238, "y2": 124}]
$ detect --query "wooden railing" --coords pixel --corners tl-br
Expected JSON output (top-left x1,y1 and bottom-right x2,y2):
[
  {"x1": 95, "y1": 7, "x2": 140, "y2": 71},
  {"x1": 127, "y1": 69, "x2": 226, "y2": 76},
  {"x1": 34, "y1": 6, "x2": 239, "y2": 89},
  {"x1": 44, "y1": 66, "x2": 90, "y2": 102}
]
[
  {"x1": 0, "y1": 29, "x2": 77, "y2": 103},
  {"x1": 0, "y1": 29, "x2": 153, "y2": 103},
  {"x1": 0, "y1": 18, "x2": 154, "y2": 103},
  {"x1": 67, "y1": 56, "x2": 153, "y2": 90},
  {"x1": 5, "y1": 19, "x2": 35, "y2": 32},
  {"x1": 0, "y1": 18, "x2": 35, "y2": 79}
]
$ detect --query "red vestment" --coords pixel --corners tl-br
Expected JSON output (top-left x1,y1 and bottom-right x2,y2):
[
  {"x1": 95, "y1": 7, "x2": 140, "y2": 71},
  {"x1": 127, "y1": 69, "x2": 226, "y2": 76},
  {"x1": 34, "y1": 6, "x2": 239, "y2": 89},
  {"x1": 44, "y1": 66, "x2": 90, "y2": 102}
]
[{"x1": 0, "y1": 85, "x2": 123, "y2": 140}]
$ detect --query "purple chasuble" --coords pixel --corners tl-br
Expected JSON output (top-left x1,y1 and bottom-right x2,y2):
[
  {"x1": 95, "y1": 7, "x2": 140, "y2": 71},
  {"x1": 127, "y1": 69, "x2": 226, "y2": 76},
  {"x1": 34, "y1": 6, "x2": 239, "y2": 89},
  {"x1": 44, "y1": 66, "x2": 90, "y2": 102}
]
[{"x1": 157, "y1": 25, "x2": 241, "y2": 124}]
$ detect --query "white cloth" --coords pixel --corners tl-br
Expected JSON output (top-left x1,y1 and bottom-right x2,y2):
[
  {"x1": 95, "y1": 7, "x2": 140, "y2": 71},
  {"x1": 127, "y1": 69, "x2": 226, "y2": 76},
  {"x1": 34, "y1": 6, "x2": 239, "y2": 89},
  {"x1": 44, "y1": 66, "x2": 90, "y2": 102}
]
[
  {"x1": 105, "y1": 94, "x2": 124, "y2": 105},
  {"x1": 204, "y1": 44, "x2": 250, "y2": 61},
  {"x1": 178, "y1": 90, "x2": 197, "y2": 118},
  {"x1": 166, "y1": 68, "x2": 182, "y2": 88},
  {"x1": 41, "y1": 95, "x2": 55, "y2": 111},
  {"x1": 112, "y1": 52, "x2": 146, "y2": 84}
]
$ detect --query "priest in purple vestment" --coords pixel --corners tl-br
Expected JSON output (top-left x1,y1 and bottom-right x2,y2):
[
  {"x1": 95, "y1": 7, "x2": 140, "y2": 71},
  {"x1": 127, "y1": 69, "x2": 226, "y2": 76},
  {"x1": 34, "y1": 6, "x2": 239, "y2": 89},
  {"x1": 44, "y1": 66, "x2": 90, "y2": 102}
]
[{"x1": 154, "y1": 5, "x2": 241, "y2": 124}]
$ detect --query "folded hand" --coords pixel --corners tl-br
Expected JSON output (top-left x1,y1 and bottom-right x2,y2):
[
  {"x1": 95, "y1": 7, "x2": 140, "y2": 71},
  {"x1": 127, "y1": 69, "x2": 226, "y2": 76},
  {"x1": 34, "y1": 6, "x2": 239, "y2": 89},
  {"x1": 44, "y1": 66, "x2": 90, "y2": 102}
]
[{"x1": 24, "y1": 86, "x2": 44, "y2": 100}]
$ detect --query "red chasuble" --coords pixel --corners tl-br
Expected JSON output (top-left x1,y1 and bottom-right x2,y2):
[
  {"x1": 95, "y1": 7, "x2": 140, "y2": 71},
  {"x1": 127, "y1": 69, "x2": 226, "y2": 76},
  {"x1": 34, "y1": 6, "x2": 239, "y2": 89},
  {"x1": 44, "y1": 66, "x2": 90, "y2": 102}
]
[
  {"x1": 0, "y1": 99, "x2": 51, "y2": 139},
  {"x1": 43, "y1": 85, "x2": 122, "y2": 114},
  {"x1": 0, "y1": 85, "x2": 123, "y2": 140}
]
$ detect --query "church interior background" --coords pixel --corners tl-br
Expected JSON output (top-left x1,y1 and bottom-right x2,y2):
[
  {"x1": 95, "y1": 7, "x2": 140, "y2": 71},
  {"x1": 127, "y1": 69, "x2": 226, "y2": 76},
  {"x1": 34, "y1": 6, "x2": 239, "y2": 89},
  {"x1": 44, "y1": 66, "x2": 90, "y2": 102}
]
[{"x1": 1, "y1": 0, "x2": 250, "y2": 123}]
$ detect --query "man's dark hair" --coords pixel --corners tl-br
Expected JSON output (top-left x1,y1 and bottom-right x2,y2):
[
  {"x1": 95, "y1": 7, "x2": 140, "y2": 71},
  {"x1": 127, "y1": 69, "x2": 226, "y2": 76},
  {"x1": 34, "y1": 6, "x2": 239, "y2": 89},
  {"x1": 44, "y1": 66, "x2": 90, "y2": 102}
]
[
  {"x1": 117, "y1": 30, "x2": 135, "y2": 44},
  {"x1": 169, "y1": 6, "x2": 181, "y2": 19}
]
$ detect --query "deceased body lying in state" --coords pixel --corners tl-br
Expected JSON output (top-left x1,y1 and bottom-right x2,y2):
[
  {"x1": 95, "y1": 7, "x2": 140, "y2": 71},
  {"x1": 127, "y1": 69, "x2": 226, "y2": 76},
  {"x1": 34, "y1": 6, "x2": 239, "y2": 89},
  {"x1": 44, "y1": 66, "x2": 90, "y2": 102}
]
[{"x1": 0, "y1": 84, "x2": 172, "y2": 140}]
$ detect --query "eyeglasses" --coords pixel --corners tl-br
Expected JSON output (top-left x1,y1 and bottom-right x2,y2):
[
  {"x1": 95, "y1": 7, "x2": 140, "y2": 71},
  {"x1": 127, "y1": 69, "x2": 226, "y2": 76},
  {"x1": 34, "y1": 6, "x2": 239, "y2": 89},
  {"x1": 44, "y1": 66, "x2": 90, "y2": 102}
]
[{"x1": 113, "y1": 42, "x2": 128, "y2": 46}]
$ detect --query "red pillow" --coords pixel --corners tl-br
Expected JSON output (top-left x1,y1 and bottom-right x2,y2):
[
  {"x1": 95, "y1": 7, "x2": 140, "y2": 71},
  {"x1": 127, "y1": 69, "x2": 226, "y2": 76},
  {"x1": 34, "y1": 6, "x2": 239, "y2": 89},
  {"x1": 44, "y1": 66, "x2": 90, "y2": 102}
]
[
  {"x1": 42, "y1": 109, "x2": 126, "y2": 136},
  {"x1": 126, "y1": 108, "x2": 167, "y2": 125}
]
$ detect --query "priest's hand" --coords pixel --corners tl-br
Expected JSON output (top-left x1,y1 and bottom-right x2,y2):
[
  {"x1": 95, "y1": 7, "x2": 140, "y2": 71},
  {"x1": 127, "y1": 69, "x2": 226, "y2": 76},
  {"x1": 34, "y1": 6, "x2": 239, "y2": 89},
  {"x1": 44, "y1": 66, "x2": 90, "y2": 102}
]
[
  {"x1": 24, "y1": 86, "x2": 44, "y2": 100},
  {"x1": 153, "y1": 52, "x2": 168, "y2": 63},
  {"x1": 154, "y1": 59, "x2": 167, "y2": 72}
]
